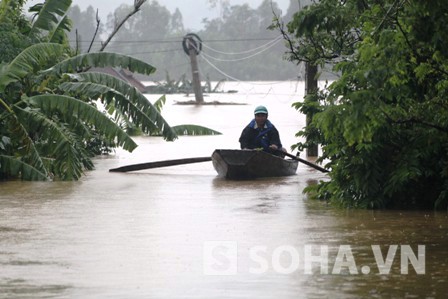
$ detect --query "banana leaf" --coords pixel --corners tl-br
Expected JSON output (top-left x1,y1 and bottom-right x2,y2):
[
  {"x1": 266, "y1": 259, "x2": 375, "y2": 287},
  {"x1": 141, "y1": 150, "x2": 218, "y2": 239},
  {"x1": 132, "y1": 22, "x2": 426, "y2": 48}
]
[
  {"x1": 29, "y1": 0, "x2": 72, "y2": 36},
  {"x1": 26, "y1": 94, "x2": 137, "y2": 152},
  {"x1": 0, "y1": 155, "x2": 49, "y2": 181}
]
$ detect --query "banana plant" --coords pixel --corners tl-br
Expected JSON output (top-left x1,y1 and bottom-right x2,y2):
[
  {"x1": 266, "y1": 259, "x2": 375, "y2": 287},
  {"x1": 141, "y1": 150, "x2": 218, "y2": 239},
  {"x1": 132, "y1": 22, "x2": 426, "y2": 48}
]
[
  {"x1": 27, "y1": 0, "x2": 73, "y2": 42},
  {"x1": 0, "y1": 44, "x2": 221, "y2": 180},
  {"x1": 0, "y1": 1, "x2": 220, "y2": 181}
]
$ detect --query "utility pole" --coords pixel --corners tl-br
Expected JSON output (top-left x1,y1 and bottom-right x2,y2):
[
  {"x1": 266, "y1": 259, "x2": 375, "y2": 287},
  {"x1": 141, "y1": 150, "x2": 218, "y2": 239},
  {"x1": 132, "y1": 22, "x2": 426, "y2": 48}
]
[
  {"x1": 305, "y1": 62, "x2": 318, "y2": 157},
  {"x1": 183, "y1": 34, "x2": 204, "y2": 104}
]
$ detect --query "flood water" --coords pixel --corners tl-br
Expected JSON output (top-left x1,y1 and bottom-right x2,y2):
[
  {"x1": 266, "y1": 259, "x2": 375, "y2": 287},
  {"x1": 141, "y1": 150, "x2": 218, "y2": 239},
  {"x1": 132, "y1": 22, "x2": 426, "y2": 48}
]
[{"x1": 1, "y1": 81, "x2": 447, "y2": 298}]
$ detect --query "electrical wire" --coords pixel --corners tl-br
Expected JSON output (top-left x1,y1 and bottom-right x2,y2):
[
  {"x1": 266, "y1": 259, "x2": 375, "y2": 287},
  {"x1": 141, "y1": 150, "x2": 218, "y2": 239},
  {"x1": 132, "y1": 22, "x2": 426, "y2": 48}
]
[
  {"x1": 199, "y1": 55, "x2": 298, "y2": 85},
  {"x1": 201, "y1": 35, "x2": 283, "y2": 55},
  {"x1": 184, "y1": 37, "x2": 300, "y2": 85},
  {"x1": 201, "y1": 37, "x2": 283, "y2": 62},
  {"x1": 69, "y1": 37, "x2": 279, "y2": 44},
  {"x1": 75, "y1": 34, "x2": 301, "y2": 84},
  {"x1": 127, "y1": 48, "x2": 183, "y2": 55},
  {"x1": 199, "y1": 55, "x2": 242, "y2": 82}
]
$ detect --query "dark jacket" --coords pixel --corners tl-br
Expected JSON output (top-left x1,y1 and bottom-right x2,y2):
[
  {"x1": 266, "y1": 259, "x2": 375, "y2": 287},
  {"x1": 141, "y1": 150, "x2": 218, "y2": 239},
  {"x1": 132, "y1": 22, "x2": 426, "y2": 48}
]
[{"x1": 239, "y1": 119, "x2": 282, "y2": 152}]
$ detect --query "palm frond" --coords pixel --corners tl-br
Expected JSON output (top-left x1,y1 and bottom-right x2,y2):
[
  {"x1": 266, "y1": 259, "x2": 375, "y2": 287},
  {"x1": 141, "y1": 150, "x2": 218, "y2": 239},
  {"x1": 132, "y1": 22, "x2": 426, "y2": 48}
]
[
  {"x1": 29, "y1": 0, "x2": 72, "y2": 37},
  {"x1": 43, "y1": 52, "x2": 156, "y2": 76},
  {"x1": 15, "y1": 107, "x2": 92, "y2": 180},
  {"x1": 60, "y1": 81, "x2": 161, "y2": 134},
  {"x1": 6, "y1": 111, "x2": 49, "y2": 177},
  {"x1": 153, "y1": 95, "x2": 166, "y2": 112},
  {"x1": 48, "y1": 15, "x2": 72, "y2": 44},
  {"x1": 65, "y1": 72, "x2": 177, "y2": 140},
  {"x1": 26, "y1": 94, "x2": 138, "y2": 152},
  {"x1": 0, "y1": 155, "x2": 49, "y2": 181},
  {"x1": 0, "y1": 43, "x2": 65, "y2": 91},
  {"x1": 60, "y1": 80, "x2": 113, "y2": 96},
  {"x1": 172, "y1": 125, "x2": 222, "y2": 136}
]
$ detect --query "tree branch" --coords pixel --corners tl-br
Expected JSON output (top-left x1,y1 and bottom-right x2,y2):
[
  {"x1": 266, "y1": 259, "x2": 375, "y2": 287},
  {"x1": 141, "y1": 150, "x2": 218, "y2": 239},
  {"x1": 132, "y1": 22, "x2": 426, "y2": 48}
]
[
  {"x1": 87, "y1": 9, "x2": 101, "y2": 53},
  {"x1": 271, "y1": 10, "x2": 308, "y2": 64},
  {"x1": 99, "y1": 0, "x2": 147, "y2": 52},
  {"x1": 380, "y1": 106, "x2": 448, "y2": 134}
]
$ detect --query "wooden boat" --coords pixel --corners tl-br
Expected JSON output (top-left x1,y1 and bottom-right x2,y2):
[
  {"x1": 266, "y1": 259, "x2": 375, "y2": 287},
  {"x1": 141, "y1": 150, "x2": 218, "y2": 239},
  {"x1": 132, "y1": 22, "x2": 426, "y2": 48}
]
[{"x1": 211, "y1": 149, "x2": 298, "y2": 179}]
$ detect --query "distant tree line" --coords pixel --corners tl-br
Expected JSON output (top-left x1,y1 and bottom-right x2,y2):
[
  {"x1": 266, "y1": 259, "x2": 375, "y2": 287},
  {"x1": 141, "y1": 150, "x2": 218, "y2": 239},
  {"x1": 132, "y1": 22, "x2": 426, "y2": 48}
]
[{"x1": 67, "y1": 0, "x2": 312, "y2": 82}]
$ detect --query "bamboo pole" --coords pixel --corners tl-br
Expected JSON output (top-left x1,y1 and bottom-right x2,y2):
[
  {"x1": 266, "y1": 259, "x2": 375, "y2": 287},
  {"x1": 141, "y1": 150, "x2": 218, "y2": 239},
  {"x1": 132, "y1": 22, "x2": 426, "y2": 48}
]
[{"x1": 109, "y1": 157, "x2": 211, "y2": 172}]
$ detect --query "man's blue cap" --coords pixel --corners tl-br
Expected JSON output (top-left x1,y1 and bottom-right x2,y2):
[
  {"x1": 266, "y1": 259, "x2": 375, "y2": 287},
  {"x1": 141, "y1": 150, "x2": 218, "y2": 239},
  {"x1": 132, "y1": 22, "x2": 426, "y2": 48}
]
[{"x1": 254, "y1": 105, "x2": 268, "y2": 114}]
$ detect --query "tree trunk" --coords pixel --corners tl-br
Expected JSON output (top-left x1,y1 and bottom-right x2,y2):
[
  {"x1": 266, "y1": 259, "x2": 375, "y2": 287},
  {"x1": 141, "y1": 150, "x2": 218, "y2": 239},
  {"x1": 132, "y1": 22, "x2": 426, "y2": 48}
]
[{"x1": 305, "y1": 62, "x2": 318, "y2": 157}]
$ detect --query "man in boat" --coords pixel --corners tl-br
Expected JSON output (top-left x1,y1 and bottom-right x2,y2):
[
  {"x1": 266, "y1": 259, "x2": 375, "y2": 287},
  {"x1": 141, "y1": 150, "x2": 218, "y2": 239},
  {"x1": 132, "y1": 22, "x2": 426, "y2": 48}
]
[{"x1": 239, "y1": 105, "x2": 287, "y2": 157}]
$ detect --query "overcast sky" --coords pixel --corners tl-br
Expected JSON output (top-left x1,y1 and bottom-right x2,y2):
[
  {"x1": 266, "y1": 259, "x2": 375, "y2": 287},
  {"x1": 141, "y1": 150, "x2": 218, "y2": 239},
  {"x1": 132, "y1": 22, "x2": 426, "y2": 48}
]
[{"x1": 25, "y1": 0, "x2": 291, "y2": 30}]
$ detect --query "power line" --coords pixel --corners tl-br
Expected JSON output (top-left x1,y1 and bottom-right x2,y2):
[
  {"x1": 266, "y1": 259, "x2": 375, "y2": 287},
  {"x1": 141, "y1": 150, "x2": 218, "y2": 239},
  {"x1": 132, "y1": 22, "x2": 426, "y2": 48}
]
[
  {"x1": 125, "y1": 48, "x2": 183, "y2": 55},
  {"x1": 199, "y1": 54, "x2": 300, "y2": 84},
  {"x1": 69, "y1": 39, "x2": 181, "y2": 44},
  {"x1": 199, "y1": 55, "x2": 243, "y2": 82},
  {"x1": 201, "y1": 37, "x2": 283, "y2": 62},
  {"x1": 201, "y1": 35, "x2": 283, "y2": 55},
  {"x1": 74, "y1": 35, "x2": 285, "y2": 61},
  {"x1": 69, "y1": 36, "x2": 280, "y2": 44},
  {"x1": 70, "y1": 36, "x2": 286, "y2": 59},
  {"x1": 71, "y1": 34, "x2": 298, "y2": 81},
  {"x1": 199, "y1": 37, "x2": 280, "y2": 43}
]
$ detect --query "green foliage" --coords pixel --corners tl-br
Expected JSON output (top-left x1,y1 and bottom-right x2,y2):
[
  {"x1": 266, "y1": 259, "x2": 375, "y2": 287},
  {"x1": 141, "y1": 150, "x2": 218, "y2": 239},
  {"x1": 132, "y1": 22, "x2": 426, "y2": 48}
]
[
  {"x1": 0, "y1": 0, "x2": 33, "y2": 63},
  {"x1": 0, "y1": 22, "x2": 32, "y2": 63},
  {"x1": 0, "y1": 43, "x2": 66, "y2": 91},
  {"x1": 28, "y1": 0, "x2": 73, "y2": 39},
  {"x1": 284, "y1": 0, "x2": 448, "y2": 209},
  {"x1": 172, "y1": 125, "x2": 222, "y2": 136},
  {"x1": 0, "y1": 155, "x2": 49, "y2": 181},
  {"x1": 26, "y1": 94, "x2": 138, "y2": 151},
  {"x1": 44, "y1": 52, "x2": 157, "y2": 76},
  {"x1": 0, "y1": 1, "x2": 221, "y2": 181},
  {"x1": 60, "y1": 72, "x2": 176, "y2": 140}
]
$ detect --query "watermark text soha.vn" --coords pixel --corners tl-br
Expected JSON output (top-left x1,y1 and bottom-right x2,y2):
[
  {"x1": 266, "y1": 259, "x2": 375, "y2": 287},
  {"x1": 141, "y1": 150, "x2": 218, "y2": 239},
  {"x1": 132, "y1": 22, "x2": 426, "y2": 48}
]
[{"x1": 203, "y1": 242, "x2": 425, "y2": 276}]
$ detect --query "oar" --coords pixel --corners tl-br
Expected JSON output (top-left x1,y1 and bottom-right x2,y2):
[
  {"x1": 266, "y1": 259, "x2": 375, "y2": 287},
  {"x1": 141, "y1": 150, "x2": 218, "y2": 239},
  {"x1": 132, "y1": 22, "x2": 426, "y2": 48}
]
[
  {"x1": 109, "y1": 156, "x2": 212, "y2": 172},
  {"x1": 278, "y1": 150, "x2": 329, "y2": 173}
]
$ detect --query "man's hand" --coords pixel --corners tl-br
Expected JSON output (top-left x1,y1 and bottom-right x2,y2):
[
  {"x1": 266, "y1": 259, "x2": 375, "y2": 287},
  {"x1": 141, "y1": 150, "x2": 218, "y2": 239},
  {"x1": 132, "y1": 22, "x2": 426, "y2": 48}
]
[{"x1": 269, "y1": 144, "x2": 278, "y2": 151}]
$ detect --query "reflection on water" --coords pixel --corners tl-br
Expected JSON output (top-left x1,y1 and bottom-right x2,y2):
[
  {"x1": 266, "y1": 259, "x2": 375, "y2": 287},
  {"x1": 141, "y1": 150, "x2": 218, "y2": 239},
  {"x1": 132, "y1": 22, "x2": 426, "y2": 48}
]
[
  {"x1": 0, "y1": 279, "x2": 71, "y2": 299},
  {"x1": 0, "y1": 82, "x2": 447, "y2": 298}
]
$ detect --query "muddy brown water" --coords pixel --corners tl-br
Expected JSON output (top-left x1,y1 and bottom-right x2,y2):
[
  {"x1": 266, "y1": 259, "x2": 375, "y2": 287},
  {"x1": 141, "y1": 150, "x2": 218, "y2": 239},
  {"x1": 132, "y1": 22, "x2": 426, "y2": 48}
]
[{"x1": 1, "y1": 82, "x2": 447, "y2": 298}]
